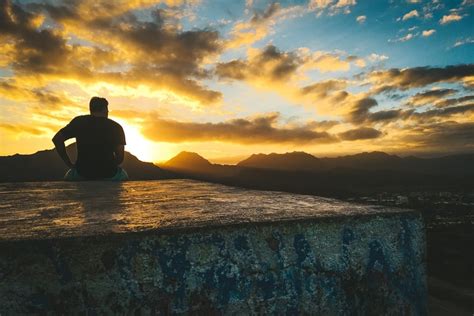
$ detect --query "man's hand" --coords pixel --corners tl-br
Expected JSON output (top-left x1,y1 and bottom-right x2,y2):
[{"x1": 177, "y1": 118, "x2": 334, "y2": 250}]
[{"x1": 52, "y1": 131, "x2": 74, "y2": 168}]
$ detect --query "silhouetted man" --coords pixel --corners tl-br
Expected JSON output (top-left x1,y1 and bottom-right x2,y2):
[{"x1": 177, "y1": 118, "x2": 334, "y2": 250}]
[{"x1": 52, "y1": 97, "x2": 128, "y2": 181}]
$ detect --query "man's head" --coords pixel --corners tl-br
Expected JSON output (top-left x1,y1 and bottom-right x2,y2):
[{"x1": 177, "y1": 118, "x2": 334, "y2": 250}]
[{"x1": 89, "y1": 97, "x2": 108, "y2": 117}]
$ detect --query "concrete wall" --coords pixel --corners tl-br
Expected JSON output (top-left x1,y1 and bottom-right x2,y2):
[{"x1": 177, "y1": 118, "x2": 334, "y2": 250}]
[{"x1": 0, "y1": 212, "x2": 426, "y2": 314}]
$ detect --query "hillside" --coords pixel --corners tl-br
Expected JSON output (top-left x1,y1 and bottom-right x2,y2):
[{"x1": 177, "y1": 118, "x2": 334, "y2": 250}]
[
  {"x1": 0, "y1": 144, "x2": 176, "y2": 182},
  {"x1": 157, "y1": 150, "x2": 474, "y2": 196},
  {"x1": 237, "y1": 151, "x2": 323, "y2": 171},
  {"x1": 236, "y1": 151, "x2": 474, "y2": 175},
  {"x1": 164, "y1": 151, "x2": 213, "y2": 170}
]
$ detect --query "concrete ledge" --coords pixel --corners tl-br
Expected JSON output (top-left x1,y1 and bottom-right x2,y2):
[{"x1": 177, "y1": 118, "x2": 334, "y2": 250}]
[{"x1": 0, "y1": 180, "x2": 426, "y2": 314}]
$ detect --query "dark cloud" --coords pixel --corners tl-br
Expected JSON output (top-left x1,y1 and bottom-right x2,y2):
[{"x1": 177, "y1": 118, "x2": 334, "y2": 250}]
[
  {"x1": 1, "y1": 0, "x2": 223, "y2": 105},
  {"x1": 303, "y1": 120, "x2": 340, "y2": 131},
  {"x1": 0, "y1": 79, "x2": 75, "y2": 109},
  {"x1": 0, "y1": 0, "x2": 71, "y2": 73},
  {"x1": 250, "y1": 2, "x2": 281, "y2": 24},
  {"x1": 216, "y1": 45, "x2": 299, "y2": 82},
  {"x1": 86, "y1": 7, "x2": 223, "y2": 104},
  {"x1": 141, "y1": 113, "x2": 337, "y2": 144},
  {"x1": 338, "y1": 127, "x2": 383, "y2": 141},
  {"x1": 115, "y1": 17, "x2": 221, "y2": 78},
  {"x1": 370, "y1": 64, "x2": 474, "y2": 92},
  {"x1": 411, "y1": 104, "x2": 474, "y2": 121},
  {"x1": 214, "y1": 60, "x2": 247, "y2": 80},
  {"x1": 348, "y1": 97, "x2": 378, "y2": 124},
  {"x1": 433, "y1": 95, "x2": 474, "y2": 108},
  {"x1": 367, "y1": 109, "x2": 411, "y2": 123},
  {"x1": 406, "y1": 88, "x2": 457, "y2": 106},
  {"x1": 402, "y1": 121, "x2": 474, "y2": 150},
  {"x1": 345, "y1": 55, "x2": 358, "y2": 62},
  {"x1": 301, "y1": 80, "x2": 347, "y2": 96}
]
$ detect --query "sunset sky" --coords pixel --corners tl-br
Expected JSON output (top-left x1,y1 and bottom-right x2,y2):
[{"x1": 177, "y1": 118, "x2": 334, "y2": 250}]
[{"x1": 0, "y1": 0, "x2": 473, "y2": 163}]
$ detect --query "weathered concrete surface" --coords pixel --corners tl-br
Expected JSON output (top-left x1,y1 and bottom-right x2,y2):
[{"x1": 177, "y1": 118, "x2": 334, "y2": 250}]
[{"x1": 0, "y1": 180, "x2": 426, "y2": 314}]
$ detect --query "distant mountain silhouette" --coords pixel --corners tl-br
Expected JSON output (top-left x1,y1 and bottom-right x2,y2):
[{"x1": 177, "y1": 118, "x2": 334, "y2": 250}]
[
  {"x1": 238, "y1": 151, "x2": 322, "y2": 171},
  {"x1": 236, "y1": 150, "x2": 474, "y2": 175},
  {"x1": 0, "y1": 143, "x2": 177, "y2": 182},
  {"x1": 164, "y1": 151, "x2": 213, "y2": 170},
  {"x1": 157, "y1": 150, "x2": 474, "y2": 197},
  {"x1": 2, "y1": 146, "x2": 473, "y2": 195}
]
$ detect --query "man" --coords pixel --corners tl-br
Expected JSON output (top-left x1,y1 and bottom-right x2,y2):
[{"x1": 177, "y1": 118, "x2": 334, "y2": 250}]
[{"x1": 52, "y1": 97, "x2": 129, "y2": 181}]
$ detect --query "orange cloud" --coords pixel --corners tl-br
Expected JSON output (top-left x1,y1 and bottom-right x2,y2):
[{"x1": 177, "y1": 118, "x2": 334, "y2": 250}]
[
  {"x1": 0, "y1": 0, "x2": 223, "y2": 106},
  {"x1": 226, "y1": 3, "x2": 304, "y2": 49},
  {"x1": 141, "y1": 113, "x2": 339, "y2": 144}
]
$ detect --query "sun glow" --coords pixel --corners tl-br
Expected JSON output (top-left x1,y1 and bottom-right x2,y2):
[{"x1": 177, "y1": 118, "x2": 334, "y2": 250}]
[{"x1": 114, "y1": 119, "x2": 155, "y2": 162}]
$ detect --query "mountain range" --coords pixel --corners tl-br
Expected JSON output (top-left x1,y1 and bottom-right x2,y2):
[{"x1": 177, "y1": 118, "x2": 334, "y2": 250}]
[
  {"x1": 0, "y1": 144, "x2": 176, "y2": 182},
  {"x1": 164, "y1": 150, "x2": 474, "y2": 176},
  {"x1": 2, "y1": 147, "x2": 473, "y2": 197},
  {"x1": 160, "y1": 150, "x2": 474, "y2": 197}
]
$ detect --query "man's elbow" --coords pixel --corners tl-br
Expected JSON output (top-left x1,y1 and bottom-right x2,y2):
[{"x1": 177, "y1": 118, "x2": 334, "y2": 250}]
[{"x1": 52, "y1": 133, "x2": 64, "y2": 146}]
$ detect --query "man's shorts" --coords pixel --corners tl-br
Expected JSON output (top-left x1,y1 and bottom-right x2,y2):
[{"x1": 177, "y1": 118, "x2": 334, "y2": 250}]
[{"x1": 64, "y1": 167, "x2": 129, "y2": 181}]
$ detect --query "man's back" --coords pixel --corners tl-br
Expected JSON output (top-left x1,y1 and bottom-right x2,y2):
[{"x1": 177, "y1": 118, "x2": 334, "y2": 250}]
[{"x1": 59, "y1": 115, "x2": 126, "y2": 179}]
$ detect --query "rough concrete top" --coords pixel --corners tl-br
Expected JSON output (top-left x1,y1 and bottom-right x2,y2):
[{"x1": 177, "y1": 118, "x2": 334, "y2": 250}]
[{"x1": 0, "y1": 179, "x2": 413, "y2": 241}]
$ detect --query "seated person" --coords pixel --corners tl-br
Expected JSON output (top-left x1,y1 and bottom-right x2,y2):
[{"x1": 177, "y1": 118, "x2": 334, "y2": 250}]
[{"x1": 52, "y1": 97, "x2": 128, "y2": 181}]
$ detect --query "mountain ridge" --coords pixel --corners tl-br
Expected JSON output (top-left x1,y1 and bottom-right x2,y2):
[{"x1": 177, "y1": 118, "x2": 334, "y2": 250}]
[
  {"x1": 0, "y1": 144, "x2": 177, "y2": 182},
  {"x1": 164, "y1": 150, "x2": 474, "y2": 175}
]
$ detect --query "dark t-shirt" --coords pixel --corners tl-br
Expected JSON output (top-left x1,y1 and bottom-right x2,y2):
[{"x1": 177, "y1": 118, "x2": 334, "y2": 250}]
[{"x1": 60, "y1": 115, "x2": 126, "y2": 179}]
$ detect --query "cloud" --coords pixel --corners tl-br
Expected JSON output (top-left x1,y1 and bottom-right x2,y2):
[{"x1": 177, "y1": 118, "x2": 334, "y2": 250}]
[
  {"x1": 0, "y1": 1, "x2": 71, "y2": 73},
  {"x1": 338, "y1": 127, "x2": 382, "y2": 140},
  {"x1": 431, "y1": 95, "x2": 474, "y2": 108},
  {"x1": 405, "y1": 88, "x2": 458, "y2": 106},
  {"x1": 226, "y1": 3, "x2": 304, "y2": 49},
  {"x1": 439, "y1": 13, "x2": 463, "y2": 24},
  {"x1": 369, "y1": 64, "x2": 474, "y2": 92},
  {"x1": 141, "y1": 113, "x2": 338, "y2": 144},
  {"x1": 402, "y1": 10, "x2": 419, "y2": 21},
  {"x1": 304, "y1": 51, "x2": 352, "y2": 72},
  {"x1": 215, "y1": 45, "x2": 355, "y2": 91},
  {"x1": 215, "y1": 45, "x2": 367, "y2": 120},
  {"x1": 369, "y1": 109, "x2": 411, "y2": 123},
  {"x1": 411, "y1": 104, "x2": 474, "y2": 121},
  {"x1": 367, "y1": 53, "x2": 389, "y2": 62},
  {"x1": 347, "y1": 97, "x2": 378, "y2": 124},
  {"x1": 400, "y1": 33, "x2": 414, "y2": 42},
  {"x1": 401, "y1": 121, "x2": 474, "y2": 150},
  {"x1": 0, "y1": 79, "x2": 82, "y2": 122},
  {"x1": 390, "y1": 33, "x2": 415, "y2": 42},
  {"x1": 309, "y1": 0, "x2": 357, "y2": 15},
  {"x1": 141, "y1": 111, "x2": 386, "y2": 144},
  {"x1": 0, "y1": 0, "x2": 223, "y2": 106},
  {"x1": 0, "y1": 123, "x2": 47, "y2": 136},
  {"x1": 453, "y1": 37, "x2": 474, "y2": 47},
  {"x1": 301, "y1": 79, "x2": 348, "y2": 96},
  {"x1": 216, "y1": 45, "x2": 300, "y2": 83},
  {"x1": 422, "y1": 29, "x2": 436, "y2": 37},
  {"x1": 356, "y1": 15, "x2": 366, "y2": 23}
]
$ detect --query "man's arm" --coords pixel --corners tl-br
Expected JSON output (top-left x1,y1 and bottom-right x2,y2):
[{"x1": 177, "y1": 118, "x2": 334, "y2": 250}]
[
  {"x1": 114, "y1": 145, "x2": 125, "y2": 165},
  {"x1": 52, "y1": 132, "x2": 74, "y2": 168}
]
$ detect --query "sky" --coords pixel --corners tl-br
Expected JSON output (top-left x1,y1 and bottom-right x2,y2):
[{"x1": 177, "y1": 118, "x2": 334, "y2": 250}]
[{"x1": 0, "y1": 0, "x2": 473, "y2": 163}]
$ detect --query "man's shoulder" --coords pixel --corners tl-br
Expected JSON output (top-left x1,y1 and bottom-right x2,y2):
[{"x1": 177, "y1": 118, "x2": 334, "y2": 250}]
[
  {"x1": 71, "y1": 115, "x2": 91, "y2": 122},
  {"x1": 106, "y1": 118, "x2": 124, "y2": 131}
]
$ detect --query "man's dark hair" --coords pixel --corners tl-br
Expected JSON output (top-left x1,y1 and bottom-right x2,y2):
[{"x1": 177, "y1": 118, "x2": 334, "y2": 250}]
[{"x1": 89, "y1": 97, "x2": 108, "y2": 113}]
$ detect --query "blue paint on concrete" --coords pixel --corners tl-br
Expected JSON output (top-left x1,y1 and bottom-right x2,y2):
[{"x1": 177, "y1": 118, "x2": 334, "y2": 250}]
[
  {"x1": 43, "y1": 242, "x2": 73, "y2": 285},
  {"x1": 0, "y1": 214, "x2": 427, "y2": 314},
  {"x1": 233, "y1": 235, "x2": 249, "y2": 251}
]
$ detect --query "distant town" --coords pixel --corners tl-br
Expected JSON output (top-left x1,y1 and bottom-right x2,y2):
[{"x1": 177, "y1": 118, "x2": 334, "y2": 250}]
[{"x1": 347, "y1": 190, "x2": 474, "y2": 228}]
